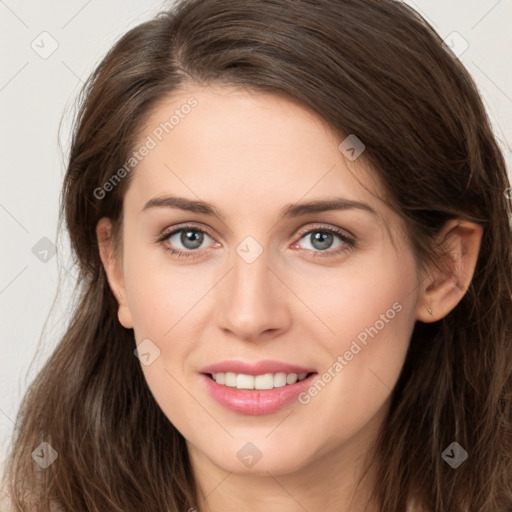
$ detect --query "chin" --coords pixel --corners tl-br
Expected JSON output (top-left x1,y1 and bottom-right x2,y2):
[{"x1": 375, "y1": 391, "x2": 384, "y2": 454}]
[{"x1": 198, "y1": 435, "x2": 315, "y2": 476}]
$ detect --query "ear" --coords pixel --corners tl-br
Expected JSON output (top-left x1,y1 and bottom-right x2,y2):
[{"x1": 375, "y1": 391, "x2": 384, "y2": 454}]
[
  {"x1": 416, "y1": 219, "x2": 483, "y2": 323},
  {"x1": 96, "y1": 217, "x2": 133, "y2": 329}
]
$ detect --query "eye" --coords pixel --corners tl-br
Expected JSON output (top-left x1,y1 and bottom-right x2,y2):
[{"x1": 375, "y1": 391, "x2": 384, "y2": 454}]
[
  {"x1": 292, "y1": 225, "x2": 356, "y2": 257},
  {"x1": 157, "y1": 225, "x2": 218, "y2": 258},
  {"x1": 157, "y1": 223, "x2": 356, "y2": 259}
]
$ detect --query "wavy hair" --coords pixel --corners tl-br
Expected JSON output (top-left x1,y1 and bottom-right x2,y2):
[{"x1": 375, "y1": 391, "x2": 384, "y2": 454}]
[{"x1": 2, "y1": 0, "x2": 511, "y2": 510}]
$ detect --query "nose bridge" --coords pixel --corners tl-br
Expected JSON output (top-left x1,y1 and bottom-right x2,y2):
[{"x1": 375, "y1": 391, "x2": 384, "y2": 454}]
[
  {"x1": 232, "y1": 245, "x2": 270, "y2": 300},
  {"x1": 217, "y1": 239, "x2": 290, "y2": 339},
  {"x1": 229, "y1": 232, "x2": 273, "y2": 297}
]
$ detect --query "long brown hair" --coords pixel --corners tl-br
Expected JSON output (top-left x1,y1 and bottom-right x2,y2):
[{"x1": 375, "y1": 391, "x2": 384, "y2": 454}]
[{"x1": 2, "y1": 1, "x2": 511, "y2": 510}]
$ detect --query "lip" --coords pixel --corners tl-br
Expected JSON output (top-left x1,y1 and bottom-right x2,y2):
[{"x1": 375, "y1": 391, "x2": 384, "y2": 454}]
[
  {"x1": 199, "y1": 360, "x2": 318, "y2": 415},
  {"x1": 199, "y1": 359, "x2": 316, "y2": 376},
  {"x1": 200, "y1": 372, "x2": 317, "y2": 415}
]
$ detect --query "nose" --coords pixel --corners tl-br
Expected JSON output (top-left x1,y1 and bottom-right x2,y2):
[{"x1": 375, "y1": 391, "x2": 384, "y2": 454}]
[{"x1": 216, "y1": 246, "x2": 292, "y2": 342}]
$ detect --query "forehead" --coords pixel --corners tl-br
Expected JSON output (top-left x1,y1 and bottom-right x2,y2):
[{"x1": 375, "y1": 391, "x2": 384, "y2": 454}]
[
  {"x1": 134, "y1": 88, "x2": 364, "y2": 188},
  {"x1": 125, "y1": 85, "x2": 402, "y2": 240},
  {"x1": 137, "y1": 85, "x2": 345, "y2": 169}
]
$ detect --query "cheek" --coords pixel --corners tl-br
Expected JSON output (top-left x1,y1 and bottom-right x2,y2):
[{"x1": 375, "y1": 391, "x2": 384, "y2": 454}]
[
  {"x1": 123, "y1": 258, "x2": 205, "y2": 420},
  {"x1": 298, "y1": 251, "x2": 418, "y2": 420},
  {"x1": 328, "y1": 273, "x2": 412, "y2": 353},
  {"x1": 122, "y1": 240, "x2": 208, "y2": 338},
  {"x1": 302, "y1": 246, "x2": 417, "y2": 348}
]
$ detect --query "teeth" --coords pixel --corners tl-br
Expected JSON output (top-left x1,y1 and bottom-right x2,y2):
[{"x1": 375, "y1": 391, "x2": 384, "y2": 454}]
[
  {"x1": 237, "y1": 374, "x2": 254, "y2": 389},
  {"x1": 211, "y1": 371, "x2": 310, "y2": 390},
  {"x1": 286, "y1": 373, "x2": 298, "y2": 384},
  {"x1": 224, "y1": 372, "x2": 237, "y2": 387}
]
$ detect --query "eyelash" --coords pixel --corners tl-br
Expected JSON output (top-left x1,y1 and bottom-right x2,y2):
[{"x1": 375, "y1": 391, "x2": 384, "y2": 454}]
[{"x1": 156, "y1": 223, "x2": 356, "y2": 259}]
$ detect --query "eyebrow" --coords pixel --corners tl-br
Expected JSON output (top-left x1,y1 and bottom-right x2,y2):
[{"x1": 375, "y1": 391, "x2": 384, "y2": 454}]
[{"x1": 140, "y1": 195, "x2": 379, "y2": 220}]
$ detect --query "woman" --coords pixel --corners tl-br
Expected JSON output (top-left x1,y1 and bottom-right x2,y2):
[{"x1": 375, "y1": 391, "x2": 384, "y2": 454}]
[{"x1": 2, "y1": 0, "x2": 511, "y2": 510}]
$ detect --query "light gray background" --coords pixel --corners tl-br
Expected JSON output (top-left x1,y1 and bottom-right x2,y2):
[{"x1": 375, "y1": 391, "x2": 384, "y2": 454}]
[{"x1": 1, "y1": 0, "x2": 511, "y2": 469}]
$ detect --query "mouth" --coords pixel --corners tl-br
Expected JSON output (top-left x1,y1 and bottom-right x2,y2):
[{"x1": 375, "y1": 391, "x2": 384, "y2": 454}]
[
  {"x1": 204, "y1": 371, "x2": 316, "y2": 390},
  {"x1": 200, "y1": 371, "x2": 318, "y2": 415}
]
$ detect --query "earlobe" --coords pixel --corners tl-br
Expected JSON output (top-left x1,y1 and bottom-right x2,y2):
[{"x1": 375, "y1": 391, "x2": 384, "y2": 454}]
[
  {"x1": 416, "y1": 219, "x2": 483, "y2": 323},
  {"x1": 96, "y1": 217, "x2": 134, "y2": 329}
]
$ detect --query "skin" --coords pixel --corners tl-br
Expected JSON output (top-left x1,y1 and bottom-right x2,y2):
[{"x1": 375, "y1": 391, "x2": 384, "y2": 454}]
[{"x1": 97, "y1": 85, "x2": 483, "y2": 512}]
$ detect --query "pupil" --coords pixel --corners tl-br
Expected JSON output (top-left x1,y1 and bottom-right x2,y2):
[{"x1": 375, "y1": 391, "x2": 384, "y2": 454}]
[
  {"x1": 312, "y1": 231, "x2": 332, "y2": 250},
  {"x1": 182, "y1": 230, "x2": 203, "y2": 249}
]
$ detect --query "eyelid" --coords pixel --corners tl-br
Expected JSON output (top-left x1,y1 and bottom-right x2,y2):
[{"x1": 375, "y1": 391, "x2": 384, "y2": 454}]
[
  {"x1": 156, "y1": 222, "x2": 217, "y2": 243},
  {"x1": 157, "y1": 222, "x2": 354, "y2": 241},
  {"x1": 294, "y1": 223, "x2": 355, "y2": 243}
]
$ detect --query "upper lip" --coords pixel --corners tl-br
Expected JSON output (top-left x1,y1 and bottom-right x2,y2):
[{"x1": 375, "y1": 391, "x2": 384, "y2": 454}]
[{"x1": 200, "y1": 360, "x2": 317, "y2": 376}]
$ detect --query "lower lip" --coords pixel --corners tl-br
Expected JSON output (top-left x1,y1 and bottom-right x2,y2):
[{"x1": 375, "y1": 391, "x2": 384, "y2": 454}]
[{"x1": 200, "y1": 373, "x2": 317, "y2": 415}]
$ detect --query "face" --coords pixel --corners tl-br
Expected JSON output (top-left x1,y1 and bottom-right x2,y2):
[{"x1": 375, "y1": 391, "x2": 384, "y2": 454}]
[{"x1": 100, "y1": 85, "x2": 427, "y2": 477}]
